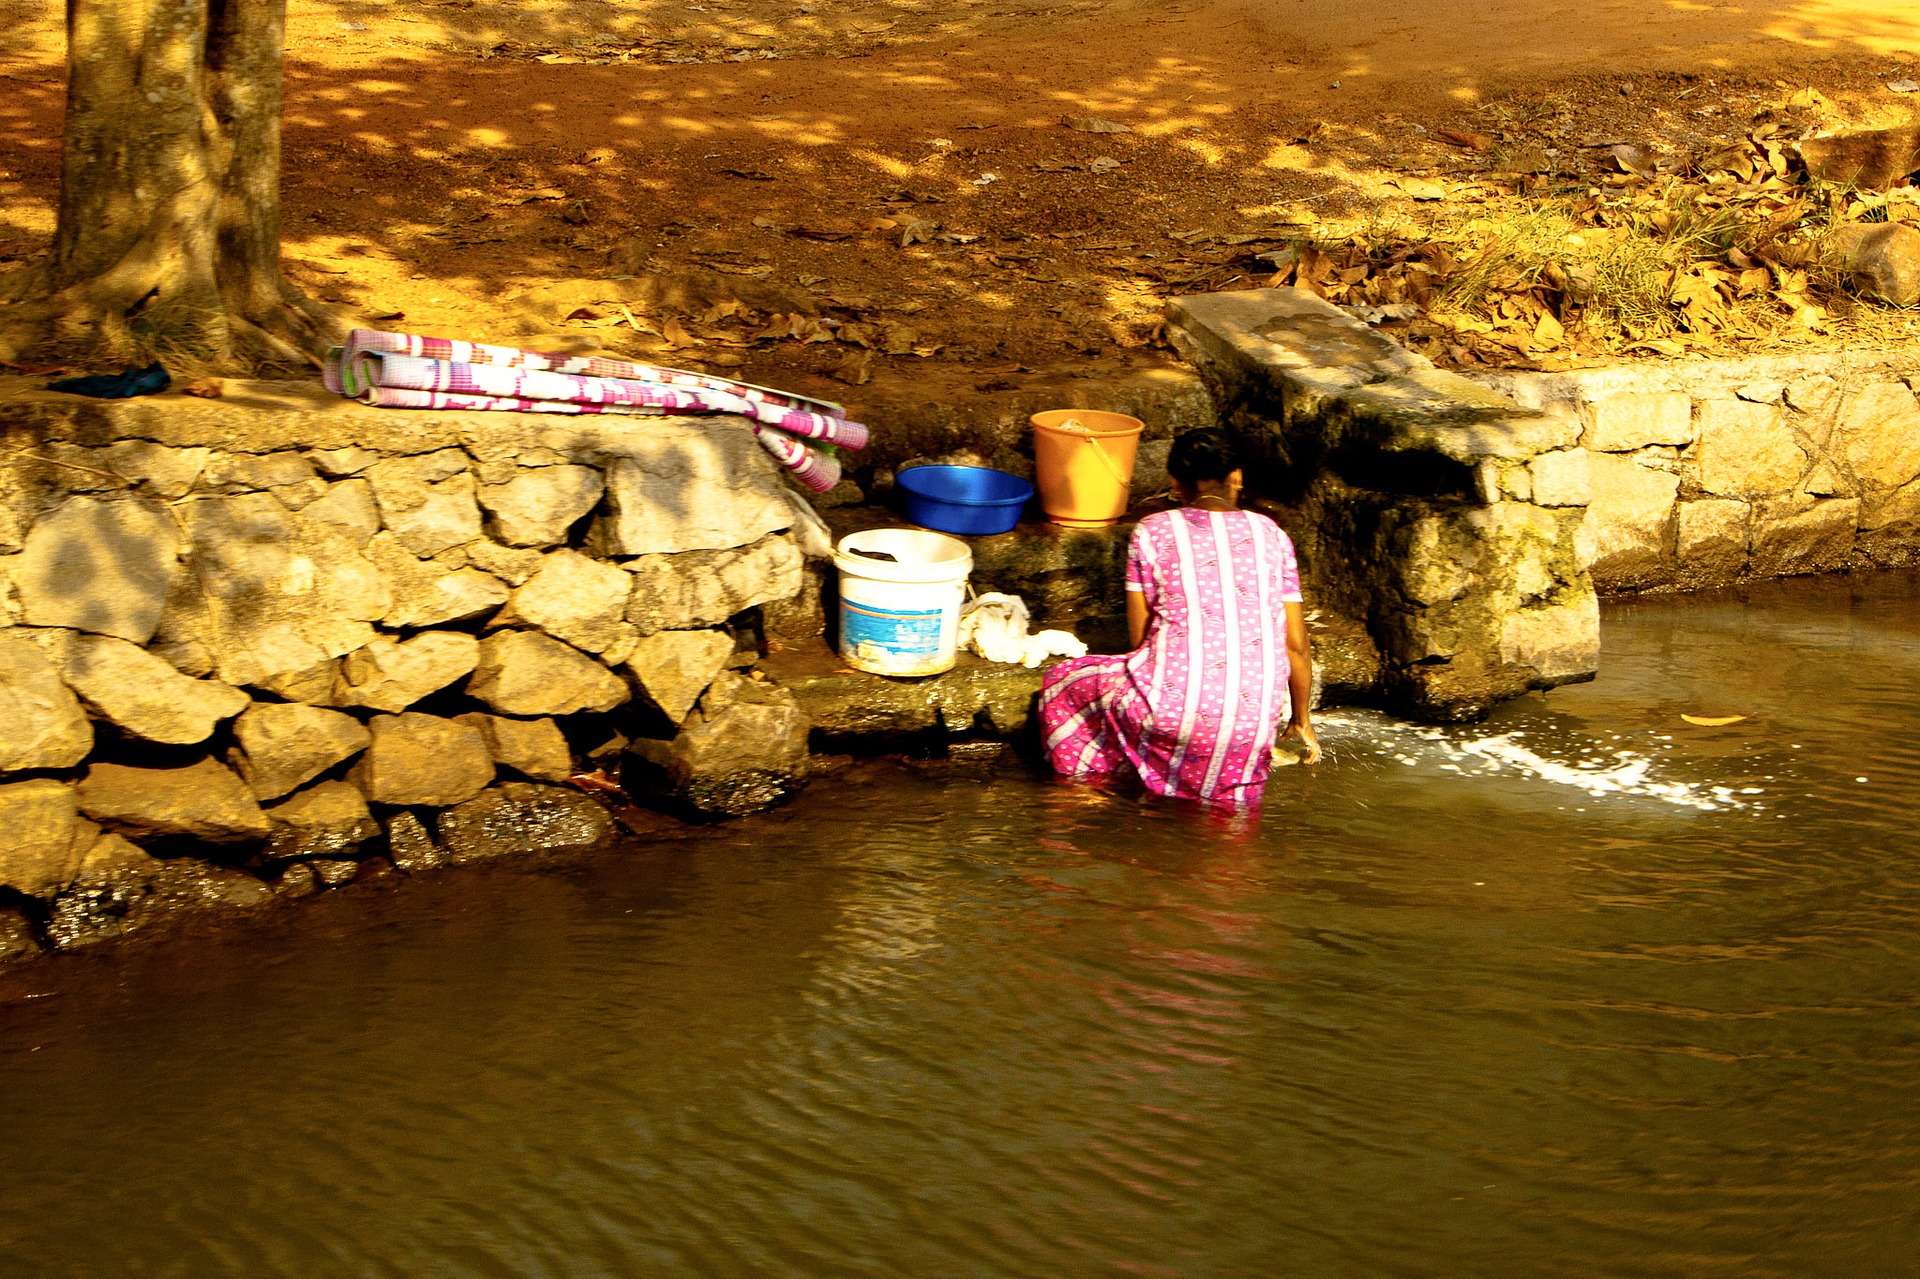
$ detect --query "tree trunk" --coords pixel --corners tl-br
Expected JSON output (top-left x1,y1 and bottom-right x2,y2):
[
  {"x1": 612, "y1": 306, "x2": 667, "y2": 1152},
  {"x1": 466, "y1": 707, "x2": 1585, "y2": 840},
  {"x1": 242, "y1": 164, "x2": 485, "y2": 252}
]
[{"x1": 1, "y1": 0, "x2": 336, "y2": 370}]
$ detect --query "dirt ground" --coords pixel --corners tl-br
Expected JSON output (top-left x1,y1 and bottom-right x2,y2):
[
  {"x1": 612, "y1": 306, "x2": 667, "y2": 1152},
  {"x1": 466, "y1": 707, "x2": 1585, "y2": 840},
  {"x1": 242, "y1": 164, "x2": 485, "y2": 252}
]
[{"x1": 4, "y1": 0, "x2": 1920, "y2": 404}]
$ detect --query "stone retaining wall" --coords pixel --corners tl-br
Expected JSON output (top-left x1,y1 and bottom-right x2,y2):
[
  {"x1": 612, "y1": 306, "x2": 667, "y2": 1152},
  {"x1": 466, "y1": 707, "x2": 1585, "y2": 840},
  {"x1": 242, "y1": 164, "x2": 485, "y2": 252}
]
[
  {"x1": 0, "y1": 381, "x2": 817, "y2": 961},
  {"x1": 1169, "y1": 288, "x2": 1600, "y2": 722},
  {"x1": 1473, "y1": 351, "x2": 1920, "y2": 592}
]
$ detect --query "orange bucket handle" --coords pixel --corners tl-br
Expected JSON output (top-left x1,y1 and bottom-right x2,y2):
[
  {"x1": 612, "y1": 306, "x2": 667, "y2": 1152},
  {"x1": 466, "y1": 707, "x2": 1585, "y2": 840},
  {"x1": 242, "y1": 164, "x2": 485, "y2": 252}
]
[{"x1": 1080, "y1": 434, "x2": 1132, "y2": 489}]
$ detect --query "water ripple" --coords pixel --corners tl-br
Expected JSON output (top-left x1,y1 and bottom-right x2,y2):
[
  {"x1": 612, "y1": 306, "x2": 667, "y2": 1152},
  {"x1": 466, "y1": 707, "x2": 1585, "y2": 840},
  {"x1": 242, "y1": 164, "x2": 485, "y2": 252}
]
[{"x1": 1, "y1": 573, "x2": 1917, "y2": 1275}]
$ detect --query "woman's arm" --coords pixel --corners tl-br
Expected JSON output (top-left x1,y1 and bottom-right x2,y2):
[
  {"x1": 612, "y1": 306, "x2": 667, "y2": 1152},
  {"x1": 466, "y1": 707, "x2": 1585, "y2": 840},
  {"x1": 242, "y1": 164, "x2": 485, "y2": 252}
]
[
  {"x1": 1127, "y1": 589, "x2": 1149, "y2": 650},
  {"x1": 1280, "y1": 601, "x2": 1322, "y2": 764},
  {"x1": 1123, "y1": 520, "x2": 1155, "y2": 650}
]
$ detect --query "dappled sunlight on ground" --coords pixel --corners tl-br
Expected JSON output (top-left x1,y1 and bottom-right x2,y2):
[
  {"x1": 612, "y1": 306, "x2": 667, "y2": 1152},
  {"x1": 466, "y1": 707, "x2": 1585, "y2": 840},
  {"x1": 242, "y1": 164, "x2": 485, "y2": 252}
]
[
  {"x1": 2, "y1": 0, "x2": 1919, "y2": 396},
  {"x1": 1746, "y1": 0, "x2": 1920, "y2": 55}
]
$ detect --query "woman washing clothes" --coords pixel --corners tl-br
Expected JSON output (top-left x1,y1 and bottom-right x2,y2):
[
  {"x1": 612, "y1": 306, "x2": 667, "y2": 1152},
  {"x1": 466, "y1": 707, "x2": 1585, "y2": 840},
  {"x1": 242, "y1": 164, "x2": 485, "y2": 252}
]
[{"x1": 1037, "y1": 428, "x2": 1320, "y2": 808}]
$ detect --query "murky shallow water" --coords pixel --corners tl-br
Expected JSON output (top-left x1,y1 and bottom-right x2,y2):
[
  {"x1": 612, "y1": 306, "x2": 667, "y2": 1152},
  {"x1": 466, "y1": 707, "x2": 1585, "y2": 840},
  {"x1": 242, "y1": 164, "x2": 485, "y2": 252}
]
[{"x1": 3, "y1": 573, "x2": 1917, "y2": 1276}]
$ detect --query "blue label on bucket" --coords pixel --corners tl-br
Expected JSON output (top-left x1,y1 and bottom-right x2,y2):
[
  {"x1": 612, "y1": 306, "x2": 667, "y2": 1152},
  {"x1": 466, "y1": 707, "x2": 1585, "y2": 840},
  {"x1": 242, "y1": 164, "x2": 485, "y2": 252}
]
[{"x1": 842, "y1": 601, "x2": 944, "y2": 655}]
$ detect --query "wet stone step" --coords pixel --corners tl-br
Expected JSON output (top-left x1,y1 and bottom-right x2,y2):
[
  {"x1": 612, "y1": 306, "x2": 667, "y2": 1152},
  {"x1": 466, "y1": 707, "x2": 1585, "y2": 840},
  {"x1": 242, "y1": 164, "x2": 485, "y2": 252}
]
[
  {"x1": 762, "y1": 647, "x2": 1047, "y2": 750},
  {"x1": 765, "y1": 603, "x2": 1382, "y2": 754}
]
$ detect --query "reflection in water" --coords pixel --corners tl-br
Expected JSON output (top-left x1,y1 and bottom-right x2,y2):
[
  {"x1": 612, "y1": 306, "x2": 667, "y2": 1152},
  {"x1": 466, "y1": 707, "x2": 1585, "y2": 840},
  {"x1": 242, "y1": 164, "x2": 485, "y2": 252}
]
[{"x1": 0, "y1": 572, "x2": 1916, "y2": 1276}]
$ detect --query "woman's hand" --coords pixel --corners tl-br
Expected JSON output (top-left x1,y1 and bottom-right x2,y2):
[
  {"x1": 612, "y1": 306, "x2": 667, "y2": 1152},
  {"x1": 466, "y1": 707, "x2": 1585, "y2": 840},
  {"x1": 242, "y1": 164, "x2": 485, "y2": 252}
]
[{"x1": 1281, "y1": 718, "x2": 1322, "y2": 765}]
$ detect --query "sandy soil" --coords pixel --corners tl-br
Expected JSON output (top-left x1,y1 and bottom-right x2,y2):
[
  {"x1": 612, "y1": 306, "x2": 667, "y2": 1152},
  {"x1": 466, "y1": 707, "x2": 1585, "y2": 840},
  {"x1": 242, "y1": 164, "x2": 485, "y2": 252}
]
[{"x1": 3, "y1": 0, "x2": 1919, "y2": 400}]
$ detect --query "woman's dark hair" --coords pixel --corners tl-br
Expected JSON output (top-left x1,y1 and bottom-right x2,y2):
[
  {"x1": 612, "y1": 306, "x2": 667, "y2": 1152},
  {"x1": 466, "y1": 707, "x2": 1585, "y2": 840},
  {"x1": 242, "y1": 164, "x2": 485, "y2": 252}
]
[{"x1": 1167, "y1": 428, "x2": 1238, "y2": 487}]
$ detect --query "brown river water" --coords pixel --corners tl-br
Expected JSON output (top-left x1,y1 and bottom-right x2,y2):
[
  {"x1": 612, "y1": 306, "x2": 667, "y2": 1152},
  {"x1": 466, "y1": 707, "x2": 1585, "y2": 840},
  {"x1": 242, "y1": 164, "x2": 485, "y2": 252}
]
[{"x1": 1, "y1": 572, "x2": 1915, "y2": 1277}]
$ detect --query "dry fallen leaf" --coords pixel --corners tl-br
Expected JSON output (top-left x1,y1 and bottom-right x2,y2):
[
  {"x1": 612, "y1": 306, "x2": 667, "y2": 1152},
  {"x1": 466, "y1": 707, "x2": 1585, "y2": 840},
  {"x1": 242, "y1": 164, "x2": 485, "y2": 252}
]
[
  {"x1": 1436, "y1": 128, "x2": 1495, "y2": 152},
  {"x1": 897, "y1": 216, "x2": 938, "y2": 247},
  {"x1": 793, "y1": 224, "x2": 857, "y2": 242},
  {"x1": 869, "y1": 323, "x2": 917, "y2": 355},
  {"x1": 1609, "y1": 143, "x2": 1657, "y2": 178},
  {"x1": 830, "y1": 349, "x2": 874, "y2": 385},
  {"x1": 1385, "y1": 176, "x2": 1448, "y2": 200},
  {"x1": 1063, "y1": 115, "x2": 1132, "y2": 134},
  {"x1": 1782, "y1": 86, "x2": 1830, "y2": 113},
  {"x1": 1681, "y1": 714, "x2": 1749, "y2": 727}
]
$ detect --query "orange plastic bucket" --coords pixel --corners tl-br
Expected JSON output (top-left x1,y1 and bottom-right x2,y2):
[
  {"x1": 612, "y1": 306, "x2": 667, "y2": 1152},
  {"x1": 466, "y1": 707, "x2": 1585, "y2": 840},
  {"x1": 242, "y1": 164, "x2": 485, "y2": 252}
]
[{"x1": 1030, "y1": 410, "x2": 1145, "y2": 527}]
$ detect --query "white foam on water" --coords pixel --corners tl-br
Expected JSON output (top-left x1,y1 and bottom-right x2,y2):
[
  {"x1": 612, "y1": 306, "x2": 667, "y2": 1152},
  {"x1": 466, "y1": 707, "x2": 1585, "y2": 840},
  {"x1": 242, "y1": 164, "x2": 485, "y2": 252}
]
[
  {"x1": 1462, "y1": 735, "x2": 1735, "y2": 811},
  {"x1": 1315, "y1": 711, "x2": 1757, "y2": 813}
]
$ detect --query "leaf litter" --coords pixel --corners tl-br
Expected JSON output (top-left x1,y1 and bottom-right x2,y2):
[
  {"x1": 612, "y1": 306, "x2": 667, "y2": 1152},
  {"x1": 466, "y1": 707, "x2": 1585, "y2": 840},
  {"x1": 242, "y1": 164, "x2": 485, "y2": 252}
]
[
  {"x1": 1216, "y1": 93, "x2": 1920, "y2": 371},
  {"x1": 488, "y1": 74, "x2": 1920, "y2": 392}
]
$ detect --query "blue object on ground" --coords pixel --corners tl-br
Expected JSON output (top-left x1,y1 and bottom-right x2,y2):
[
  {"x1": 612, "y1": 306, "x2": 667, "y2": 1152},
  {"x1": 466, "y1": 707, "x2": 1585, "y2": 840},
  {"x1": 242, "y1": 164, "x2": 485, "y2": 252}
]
[
  {"x1": 896, "y1": 464, "x2": 1034, "y2": 536},
  {"x1": 46, "y1": 362, "x2": 170, "y2": 399}
]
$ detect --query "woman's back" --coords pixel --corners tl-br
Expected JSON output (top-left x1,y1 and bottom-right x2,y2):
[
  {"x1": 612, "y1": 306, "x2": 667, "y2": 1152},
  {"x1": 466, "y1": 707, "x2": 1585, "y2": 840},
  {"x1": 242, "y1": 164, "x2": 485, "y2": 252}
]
[
  {"x1": 1118, "y1": 508, "x2": 1302, "y2": 799},
  {"x1": 1129, "y1": 507, "x2": 1297, "y2": 658}
]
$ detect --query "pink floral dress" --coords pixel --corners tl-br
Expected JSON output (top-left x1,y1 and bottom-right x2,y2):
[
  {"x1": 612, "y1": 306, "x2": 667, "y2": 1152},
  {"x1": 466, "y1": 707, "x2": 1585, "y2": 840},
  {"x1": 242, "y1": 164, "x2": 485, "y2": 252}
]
[{"x1": 1038, "y1": 508, "x2": 1304, "y2": 807}]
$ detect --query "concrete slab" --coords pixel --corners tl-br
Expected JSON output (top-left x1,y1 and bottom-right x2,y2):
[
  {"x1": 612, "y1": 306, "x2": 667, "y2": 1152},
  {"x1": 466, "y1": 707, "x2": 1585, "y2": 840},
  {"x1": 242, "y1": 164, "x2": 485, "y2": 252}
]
[{"x1": 1168, "y1": 287, "x2": 1428, "y2": 399}]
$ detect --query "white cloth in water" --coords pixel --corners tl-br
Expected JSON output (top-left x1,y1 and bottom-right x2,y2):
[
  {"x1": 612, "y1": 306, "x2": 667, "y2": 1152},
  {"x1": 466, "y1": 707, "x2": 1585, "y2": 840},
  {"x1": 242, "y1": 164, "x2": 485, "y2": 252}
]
[{"x1": 957, "y1": 592, "x2": 1088, "y2": 668}]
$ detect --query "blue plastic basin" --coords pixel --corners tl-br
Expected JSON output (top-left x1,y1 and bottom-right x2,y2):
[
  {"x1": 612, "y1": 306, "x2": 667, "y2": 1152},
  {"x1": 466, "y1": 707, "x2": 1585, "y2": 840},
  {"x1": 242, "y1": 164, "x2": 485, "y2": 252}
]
[{"x1": 896, "y1": 465, "x2": 1034, "y2": 536}]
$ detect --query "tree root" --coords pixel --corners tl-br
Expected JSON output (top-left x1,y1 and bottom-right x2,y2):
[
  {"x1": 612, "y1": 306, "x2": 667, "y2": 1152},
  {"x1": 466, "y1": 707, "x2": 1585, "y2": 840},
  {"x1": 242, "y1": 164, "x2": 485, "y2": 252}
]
[
  {"x1": 0, "y1": 267, "x2": 347, "y2": 377},
  {"x1": 0, "y1": 261, "x2": 50, "y2": 306}
]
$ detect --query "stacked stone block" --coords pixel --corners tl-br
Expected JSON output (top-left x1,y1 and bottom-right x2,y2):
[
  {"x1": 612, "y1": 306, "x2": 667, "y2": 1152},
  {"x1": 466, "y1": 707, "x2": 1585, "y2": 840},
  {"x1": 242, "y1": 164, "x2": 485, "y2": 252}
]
[
  {"x1": 1478, "y1": 355, "x2": 1920, "y2": 592},
  {"x1": 0, "y1": 391, "x2": 815, "y2": 959}
]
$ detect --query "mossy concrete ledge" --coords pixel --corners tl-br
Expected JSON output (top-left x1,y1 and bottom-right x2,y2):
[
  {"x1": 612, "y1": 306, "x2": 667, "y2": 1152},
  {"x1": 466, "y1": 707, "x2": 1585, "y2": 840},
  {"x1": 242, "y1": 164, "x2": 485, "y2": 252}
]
[{"x1": 1168, "y1": 287, "x2": 1600, "y2": 722}]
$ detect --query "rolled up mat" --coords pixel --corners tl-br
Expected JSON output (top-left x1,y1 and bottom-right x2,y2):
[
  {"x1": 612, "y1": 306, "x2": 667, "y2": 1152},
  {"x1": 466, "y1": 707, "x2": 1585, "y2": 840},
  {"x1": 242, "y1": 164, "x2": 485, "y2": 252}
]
[
  {"x1": 344, "y1": 386, "x2": 620, "y2": 414},
  {"x1": 758, "y1": 405, "x2": 868, "y2": 450},
  {"x1": 333, "y1": 350, "x2": 870, "y2": 450},
  {"x1": 752, "y1": 427, "x2": 841, "y2": 493},
  {"x1": 331, "y1": 327, "x2": 849, "y2": 419}
]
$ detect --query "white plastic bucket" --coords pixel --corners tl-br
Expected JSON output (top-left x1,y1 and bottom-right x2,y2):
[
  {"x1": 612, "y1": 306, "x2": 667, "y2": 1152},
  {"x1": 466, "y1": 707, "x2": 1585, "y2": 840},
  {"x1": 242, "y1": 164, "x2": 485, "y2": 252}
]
[{"x1": 833, "y1": 528, "x2": 973, "y2": 677}]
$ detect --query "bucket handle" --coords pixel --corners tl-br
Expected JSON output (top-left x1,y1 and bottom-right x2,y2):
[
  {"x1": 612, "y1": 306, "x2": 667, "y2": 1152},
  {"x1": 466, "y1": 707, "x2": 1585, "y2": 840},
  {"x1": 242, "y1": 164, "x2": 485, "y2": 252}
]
[{"x1": 1081, "y1": 434, "x2": 1133, "y2": 490}]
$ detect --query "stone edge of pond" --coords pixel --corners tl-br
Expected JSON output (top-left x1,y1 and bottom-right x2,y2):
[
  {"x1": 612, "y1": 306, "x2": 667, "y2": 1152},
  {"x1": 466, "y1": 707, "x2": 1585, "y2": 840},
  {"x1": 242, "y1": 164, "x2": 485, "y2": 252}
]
[{"x1": 0, "y1": 383, "x2": 841, "y2": 972}]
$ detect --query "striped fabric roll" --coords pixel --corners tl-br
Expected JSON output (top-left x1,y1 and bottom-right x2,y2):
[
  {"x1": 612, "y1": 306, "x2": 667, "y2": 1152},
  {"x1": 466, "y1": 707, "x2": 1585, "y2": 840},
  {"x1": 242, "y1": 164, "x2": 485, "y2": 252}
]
[
  {"x1": 336, "y1": 351, "x2": 870, "y2": 449},
  {"x1": 751, "y1": 426, "x2": 841, "y2": 493},
  {"x1": 345, "y1": 386, "x2": 633, "y2": 415},
  {"x1": 326, "y1": 327, "x2": 845, "y2": 416},
  {"x1": 320, "y1": 327, "x2": 867, "y2": 495}
]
